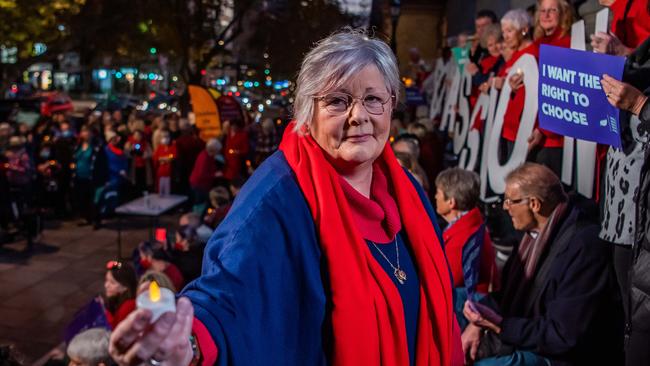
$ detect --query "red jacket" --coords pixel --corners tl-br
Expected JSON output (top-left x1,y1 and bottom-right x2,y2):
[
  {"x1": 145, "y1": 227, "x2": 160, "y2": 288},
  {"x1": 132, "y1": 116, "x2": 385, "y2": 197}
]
[
  {"x1": 190, "y1": 150, "x2": 217, "y2": 192},
  {"x1": 153, "y1": 143, "x2": 177, "y2": 179},
  {"x1": 106, "y1": 299, "x2": 136, "y2": 330},
  {"x1": 499, "y1": 43, "x2": 564, "y2": 147},
  {"x1": 611, "y1": 0, "x2": 650, "y2": 49}
]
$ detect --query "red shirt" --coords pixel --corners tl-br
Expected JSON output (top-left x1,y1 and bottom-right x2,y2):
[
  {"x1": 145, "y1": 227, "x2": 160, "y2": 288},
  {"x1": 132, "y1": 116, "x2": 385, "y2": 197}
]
[
  {"x1": 499, "y1": 43, "x2": 539, "y2": 143},
  {"x1": 153, "y1": 143, "x2": 177, "y2": 178},
  {"x1": 534, "y1": 28, "x2": 571, "y2": 48},
  {"x1": 164, "y1": 263, "x2": 185, "y2": 292},
  {"x1": 611, "y1": 0, "x2": 650, "y2": 49},
  {"x1": 223, "y1": 130, "x2": 250, "y2": 180},
  {"x1": 499, "y1": 42, "x2": 563, "y2": 147},
  {"x1": 105, "y1": 298, "x2": 136, "y2": 330},
  {"x1": 189, "y1": 150, "x2": 217, "y2": 192}
]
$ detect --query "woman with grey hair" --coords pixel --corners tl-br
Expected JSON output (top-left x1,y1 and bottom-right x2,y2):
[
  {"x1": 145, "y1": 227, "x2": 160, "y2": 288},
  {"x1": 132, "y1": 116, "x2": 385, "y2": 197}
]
[
  {"x1": 67, "y1": 328, "x2": 112, "y2": 366},
  {"x1": 109, "y1": 28, "x2": 459, "y2": 366},
  {"x1": 501, "y1": 8, "x2": 564, "y2": 176}
]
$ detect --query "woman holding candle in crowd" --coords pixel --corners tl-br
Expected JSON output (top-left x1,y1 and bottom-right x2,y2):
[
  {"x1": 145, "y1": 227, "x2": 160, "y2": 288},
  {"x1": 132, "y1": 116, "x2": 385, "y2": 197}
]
[
  {"x1": 103, "y1": 261, "x2": 137, "y2": 330},
  {"x1": 108, "y1": 28, "x2": 460, "y2": 366},
  {"x1": 497, "y1": 9, "x2": 564, "y2": 177}
]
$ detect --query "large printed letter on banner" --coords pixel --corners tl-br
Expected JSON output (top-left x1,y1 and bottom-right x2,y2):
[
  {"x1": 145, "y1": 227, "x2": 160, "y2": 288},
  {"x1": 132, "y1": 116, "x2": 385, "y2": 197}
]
[
  {"x1": 428, "y1": 59, "x2": 453, "y2": 120},
  {"x1": 480, "y1": 85, "x2": 500, "y2": 200},
  {"x1": 452, "y1": 70, "x2": 472, "y2": 154},
  {"x1": 487, "y1": 54, "x2": 539, "y2": 194},
  {"x1": 458, "y1": 92, "x2": 490, "y2": 172}
]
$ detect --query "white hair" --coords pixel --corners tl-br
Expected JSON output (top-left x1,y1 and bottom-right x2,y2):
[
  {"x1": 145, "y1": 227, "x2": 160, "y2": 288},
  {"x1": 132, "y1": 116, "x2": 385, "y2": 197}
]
[
  {"x1": 206, "y1": 138, "x2": 222, "y2": 152},
  {"x1": 292, "y1": 27, "x2": 401, "y2": 132},
  {"x1": 67, "y1": 328, "x2": 111, "y2": 365},
  {"x1": 501, "y1": 9, "x2": 532, "y2": 31}
]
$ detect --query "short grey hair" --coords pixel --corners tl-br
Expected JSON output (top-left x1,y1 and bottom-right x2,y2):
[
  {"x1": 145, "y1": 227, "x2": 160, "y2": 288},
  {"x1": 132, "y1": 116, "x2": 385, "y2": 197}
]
[
  {"x1": 206, "y1": 138, "x2": 222, "y2": 152},
  {"x1": 480, "y1": 23, "x2": 502, "y2": 49},
  {"x1": 435, "y1": 168, "x2": 480, "y2": 211},
  {"x1": 292, "y1": 28, "x2": 401, "y2": 131},
  {"x1": 501, "y1": 9, "x2": 532, "y2": 32},
  {"x1": 67, "y1": 328, "x2": 111, "y2": 365}
]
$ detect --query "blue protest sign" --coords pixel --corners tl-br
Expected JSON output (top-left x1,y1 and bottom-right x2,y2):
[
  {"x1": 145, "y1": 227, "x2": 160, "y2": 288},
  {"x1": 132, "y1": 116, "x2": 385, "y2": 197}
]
[{"x1": 538, "y1": 44, "x2": 626, "y2": 147}]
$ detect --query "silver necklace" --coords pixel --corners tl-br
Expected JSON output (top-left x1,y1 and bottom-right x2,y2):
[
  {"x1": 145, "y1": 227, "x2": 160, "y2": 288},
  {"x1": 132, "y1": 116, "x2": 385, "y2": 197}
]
[{"x1": 370, "y1": 238, "x2": 407, "y2": 285}]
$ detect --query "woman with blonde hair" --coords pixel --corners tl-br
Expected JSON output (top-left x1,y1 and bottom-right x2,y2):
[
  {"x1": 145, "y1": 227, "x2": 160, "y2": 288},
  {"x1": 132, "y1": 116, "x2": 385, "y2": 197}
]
[{"x1": 533, "y1": 0, "x2": 574, "y2": 47}]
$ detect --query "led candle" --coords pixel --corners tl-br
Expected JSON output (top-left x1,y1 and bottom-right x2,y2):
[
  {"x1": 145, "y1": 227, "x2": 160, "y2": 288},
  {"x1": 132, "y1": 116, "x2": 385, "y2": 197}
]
[{"x1": 136, "y1": 281, "x2": 176, "y2": 322}]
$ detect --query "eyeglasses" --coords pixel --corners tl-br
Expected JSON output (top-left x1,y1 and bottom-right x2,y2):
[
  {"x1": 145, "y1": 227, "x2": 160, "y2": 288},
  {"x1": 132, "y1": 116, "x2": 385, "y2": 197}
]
[
  {"x1": 502, "y1": 196, "x2": 530, "y2": 208},
  {"x1": 539, "y1": 7, "x2": 559, "y2": 15},
  {"x1": 314, "y1": 92, "x2": 395, "y2": 115},
  {"x1": 106, "y1": 260, "x2": 122, "y2": 270}
]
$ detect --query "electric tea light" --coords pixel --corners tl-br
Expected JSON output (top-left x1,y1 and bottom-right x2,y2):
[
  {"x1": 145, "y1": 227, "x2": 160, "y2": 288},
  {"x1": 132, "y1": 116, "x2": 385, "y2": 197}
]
[{"x1": 136, "y1": 281, "x2": 176, "y2": 322}]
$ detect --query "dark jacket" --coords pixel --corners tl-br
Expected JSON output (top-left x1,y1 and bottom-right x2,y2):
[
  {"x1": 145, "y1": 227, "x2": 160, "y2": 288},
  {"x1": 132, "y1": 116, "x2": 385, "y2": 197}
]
[
  {"x1": 484, "y1": 201, "x2": 623, "y2": 366},
  {"x1": 631, "y1": 37, "x2": 650, "y2": 336}
]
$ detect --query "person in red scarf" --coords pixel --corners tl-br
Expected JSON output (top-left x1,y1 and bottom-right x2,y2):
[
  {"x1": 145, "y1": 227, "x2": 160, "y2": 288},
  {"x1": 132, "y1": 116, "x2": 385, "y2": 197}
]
[
  {"x1": 461, "y1": 163, "x2": 622, "y2": 365},
  {"x1": 434, "y1": 168, "x2": 498, "y2": 329},
  {"x1": 108, "y1": 29, "x2": 460, "y2": 366}
]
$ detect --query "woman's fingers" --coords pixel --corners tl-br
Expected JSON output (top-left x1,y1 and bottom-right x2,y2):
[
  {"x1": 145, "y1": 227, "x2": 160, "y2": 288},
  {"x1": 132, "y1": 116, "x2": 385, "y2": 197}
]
[
  {"x1": 110, "y1": 309, "x2": 152, "y2": 355},
  {"x1": 123, "y1": 311, "x2": 177, "y2": 365},
  {"x1": 155, "y1": 298, "x2": 195, "y2": 363}
]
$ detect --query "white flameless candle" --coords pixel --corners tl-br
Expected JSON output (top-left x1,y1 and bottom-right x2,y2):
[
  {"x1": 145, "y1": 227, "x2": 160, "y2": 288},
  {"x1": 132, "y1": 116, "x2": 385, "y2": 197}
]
[{"x1": 136, "y1": 281, "x2": 176, "y2": 322}]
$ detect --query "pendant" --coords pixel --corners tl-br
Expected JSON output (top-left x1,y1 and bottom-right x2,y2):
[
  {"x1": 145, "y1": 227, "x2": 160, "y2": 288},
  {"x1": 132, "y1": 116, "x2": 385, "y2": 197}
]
[{"x1": 394, "y1": 268, "x2": 407, "y2": 285}]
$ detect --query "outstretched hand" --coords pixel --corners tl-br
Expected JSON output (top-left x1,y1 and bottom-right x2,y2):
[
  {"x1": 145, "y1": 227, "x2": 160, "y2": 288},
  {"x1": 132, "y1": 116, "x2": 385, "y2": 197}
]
[{"x1": 109, "y1": 297, "x2": 194, "y2": 366}]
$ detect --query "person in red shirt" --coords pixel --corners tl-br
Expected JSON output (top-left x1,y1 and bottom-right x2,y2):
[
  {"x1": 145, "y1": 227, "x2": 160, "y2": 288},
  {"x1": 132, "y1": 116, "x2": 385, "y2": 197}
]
[
  {"x1": 498, "y1": 8, "x2": 564, "y2": 176},
  {"x1": 152, "y1": 130, "x2": 177, "y2": 195},
  {"x1": 103, "y1": 260, "x2": 137, "y2": 330},
  {"x1": 533, "y1": 0, "x2": 573, "y2": 48},
  {"x1": 222, "y1": 119, "x2": 250, "y2": 181},
  {"x1": 591, "y1": 0, "x2": 650, "y2": 55},
  {"x1": 189, "y1": 138, "x2": 223, "y2": 207}
]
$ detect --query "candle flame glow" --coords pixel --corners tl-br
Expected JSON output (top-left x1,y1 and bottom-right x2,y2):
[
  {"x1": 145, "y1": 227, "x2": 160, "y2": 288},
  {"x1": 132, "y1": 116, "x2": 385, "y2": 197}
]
[{"x1": 149, "y1": 281, "x2": 161, "y2": 302}]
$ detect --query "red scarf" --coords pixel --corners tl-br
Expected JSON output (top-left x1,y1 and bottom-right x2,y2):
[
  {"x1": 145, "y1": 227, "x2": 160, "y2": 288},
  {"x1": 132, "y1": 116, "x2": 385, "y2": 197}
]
[
  {"x1": 339, "y1": 169, "x2": 401, "y2": 243},
  {"x1": 442, "y1": 207, "x2": 497, "y2": 293},
  {"x1": 279, "y1": 125, "x2": 453, "y2": 365}
]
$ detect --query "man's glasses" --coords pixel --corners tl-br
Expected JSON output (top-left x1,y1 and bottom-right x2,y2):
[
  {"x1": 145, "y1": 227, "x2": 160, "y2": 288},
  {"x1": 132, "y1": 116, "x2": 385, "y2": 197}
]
[
  {"x1": 502, "y1": 197, "x2": 530, "y2": 209},
  {"x1": 106, "y1": 260, "x2": 122, "y2": 270},
  {"x1": 315, "y1": 92, "x2": 395, "y2": 115}
]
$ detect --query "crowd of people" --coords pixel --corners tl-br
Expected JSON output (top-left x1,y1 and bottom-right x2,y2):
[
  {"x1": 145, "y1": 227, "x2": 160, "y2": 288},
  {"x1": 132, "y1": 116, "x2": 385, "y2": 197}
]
[{"x1": 2, "y1": 0, "x2": 650, "y2": 365}]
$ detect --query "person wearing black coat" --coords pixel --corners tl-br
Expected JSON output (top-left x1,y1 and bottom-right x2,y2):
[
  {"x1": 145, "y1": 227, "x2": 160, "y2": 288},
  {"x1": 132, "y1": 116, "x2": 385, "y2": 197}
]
[
  {"x1": 461, "y1": 163, "x2": 623, "y2": 366},
  {"x1": 601, "y1": 35, "x2": 650, "y2": 366}
]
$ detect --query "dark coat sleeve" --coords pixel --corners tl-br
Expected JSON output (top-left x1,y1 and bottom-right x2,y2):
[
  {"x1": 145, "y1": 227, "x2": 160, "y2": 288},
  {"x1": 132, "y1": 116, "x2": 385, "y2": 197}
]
[{"x1": 498, "y1": 224, "x2": 613, "y2": 356}]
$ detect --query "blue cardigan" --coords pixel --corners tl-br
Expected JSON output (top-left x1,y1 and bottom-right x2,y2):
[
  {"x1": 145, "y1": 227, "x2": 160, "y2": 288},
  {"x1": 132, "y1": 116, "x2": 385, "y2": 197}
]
[{"x1": 182, "y1": 150, "x2": 442, "y2": 365}]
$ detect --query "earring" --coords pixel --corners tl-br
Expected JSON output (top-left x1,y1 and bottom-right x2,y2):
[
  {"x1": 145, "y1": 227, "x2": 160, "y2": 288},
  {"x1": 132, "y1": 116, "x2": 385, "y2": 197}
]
[{"x1": 521, "y1": 31, "x2": 527, "y2": 37}]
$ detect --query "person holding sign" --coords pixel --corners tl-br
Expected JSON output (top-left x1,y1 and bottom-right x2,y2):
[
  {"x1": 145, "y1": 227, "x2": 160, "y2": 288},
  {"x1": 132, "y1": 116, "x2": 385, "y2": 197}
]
[{"x1": 601, "y1": 36, "x2": 650, "y2": 366}]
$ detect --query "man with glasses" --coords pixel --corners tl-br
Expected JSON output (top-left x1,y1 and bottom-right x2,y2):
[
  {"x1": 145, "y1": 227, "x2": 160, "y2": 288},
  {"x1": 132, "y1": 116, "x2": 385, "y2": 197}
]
[{"x1": 460, "y1": 163, "x2": 623, "y2": 366}]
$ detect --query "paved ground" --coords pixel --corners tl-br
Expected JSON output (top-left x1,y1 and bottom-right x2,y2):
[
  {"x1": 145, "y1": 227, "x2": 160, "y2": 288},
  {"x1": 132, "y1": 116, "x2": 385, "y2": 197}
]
[{"x1": 0, "y1": 213, "x2": 180, "y2": 364}]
